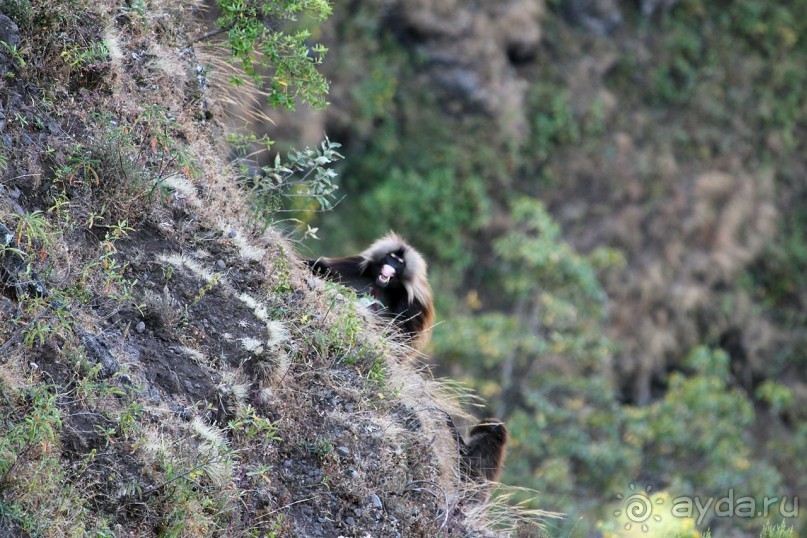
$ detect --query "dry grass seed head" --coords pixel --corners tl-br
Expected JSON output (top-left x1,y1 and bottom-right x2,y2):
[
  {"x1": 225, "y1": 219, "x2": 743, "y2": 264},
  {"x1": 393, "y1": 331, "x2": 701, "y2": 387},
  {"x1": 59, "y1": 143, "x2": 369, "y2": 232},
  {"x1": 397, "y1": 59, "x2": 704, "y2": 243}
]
[
  {"x1": 463, "y1": 485, "x2": 563, "y2": 536},
  {"x1": 143, "y1": 286, "x2": 184, "y2": 329}
]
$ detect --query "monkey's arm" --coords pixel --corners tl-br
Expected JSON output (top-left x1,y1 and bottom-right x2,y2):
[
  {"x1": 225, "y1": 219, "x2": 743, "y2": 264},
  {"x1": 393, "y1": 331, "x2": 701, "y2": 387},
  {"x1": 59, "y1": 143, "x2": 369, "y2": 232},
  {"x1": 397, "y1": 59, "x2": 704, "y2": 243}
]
[
  {"x1": 306, "y1": 256, "x2": 367, "y2": 282},
  {"x1": 306, "y1": 256, "x2": 379, "y2": 296}
]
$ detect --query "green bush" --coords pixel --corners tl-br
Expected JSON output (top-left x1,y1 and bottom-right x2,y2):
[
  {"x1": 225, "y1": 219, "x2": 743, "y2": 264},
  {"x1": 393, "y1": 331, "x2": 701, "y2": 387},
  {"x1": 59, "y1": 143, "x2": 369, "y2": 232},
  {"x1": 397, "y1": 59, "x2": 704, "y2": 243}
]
[{"x1": 432, "y1": 204, "x2": 785, "y2": 536}]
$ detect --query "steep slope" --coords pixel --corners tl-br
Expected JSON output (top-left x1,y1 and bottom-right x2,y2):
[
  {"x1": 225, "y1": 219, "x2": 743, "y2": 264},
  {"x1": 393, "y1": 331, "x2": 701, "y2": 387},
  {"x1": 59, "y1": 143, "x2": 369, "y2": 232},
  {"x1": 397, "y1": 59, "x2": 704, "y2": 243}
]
[{"x1": 0, "y1": 2, "x2": 532, "y2": 536}]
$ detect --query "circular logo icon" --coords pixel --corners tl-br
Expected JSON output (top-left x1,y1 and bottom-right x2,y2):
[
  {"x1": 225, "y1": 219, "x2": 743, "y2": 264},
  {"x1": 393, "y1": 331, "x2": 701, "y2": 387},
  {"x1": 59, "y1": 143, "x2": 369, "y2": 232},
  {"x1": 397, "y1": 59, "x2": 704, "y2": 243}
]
[{"x1": 613, "y1": 483, "x2": 664, "y2": 532}]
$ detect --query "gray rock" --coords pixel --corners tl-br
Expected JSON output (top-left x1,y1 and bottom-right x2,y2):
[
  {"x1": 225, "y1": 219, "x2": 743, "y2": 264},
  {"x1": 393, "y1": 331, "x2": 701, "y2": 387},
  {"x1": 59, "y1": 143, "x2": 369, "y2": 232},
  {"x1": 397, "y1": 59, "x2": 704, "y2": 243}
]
[
  {"x1": 345, "y1": 517, "x2": 356, "y2": 526},
  {"x1": 135, "y1": 321, "x2": 146, "y2": 333},
  {"x1": 0, "y1": 297, "x2": 15, "y2": 315},
  {"x1": 0, "y1": 14, "x2": 20, "y2": 48},
  {"x1": 78, "y1": 328, "x2": 120, "y2": 378},
  {"x1": 117, "y1": 374, "x2": 133, "y2": 385},
  {"x1": 216, "y1": 259, "x2": 226, "y2": 270},
  {"x1": 368, "y1": 493, "x2": 383, "y2": 510}
]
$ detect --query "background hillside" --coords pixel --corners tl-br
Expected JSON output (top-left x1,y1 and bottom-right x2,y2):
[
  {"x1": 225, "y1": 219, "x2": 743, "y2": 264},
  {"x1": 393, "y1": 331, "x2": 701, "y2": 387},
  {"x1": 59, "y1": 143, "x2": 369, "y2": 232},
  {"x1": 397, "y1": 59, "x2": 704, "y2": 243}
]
[{"x1": 247, "y1": 0, "x2": 807, "y2": 536}]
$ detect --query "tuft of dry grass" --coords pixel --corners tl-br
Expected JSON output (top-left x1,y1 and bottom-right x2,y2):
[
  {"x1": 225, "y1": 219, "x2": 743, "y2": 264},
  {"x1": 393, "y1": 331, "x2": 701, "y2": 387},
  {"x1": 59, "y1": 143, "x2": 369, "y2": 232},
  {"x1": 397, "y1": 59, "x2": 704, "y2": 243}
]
[{"x1": 464, "y1": 484, "x2": 563, "y2": 536}]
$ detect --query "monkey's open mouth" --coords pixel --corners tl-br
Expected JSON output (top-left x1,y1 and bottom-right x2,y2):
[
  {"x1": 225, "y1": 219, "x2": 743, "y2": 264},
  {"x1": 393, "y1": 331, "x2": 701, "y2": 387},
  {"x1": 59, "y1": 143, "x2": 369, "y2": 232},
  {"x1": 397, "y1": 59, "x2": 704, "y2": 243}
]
[{"x1": 378, "y1": 264, "x2": 396, "y2": 285}]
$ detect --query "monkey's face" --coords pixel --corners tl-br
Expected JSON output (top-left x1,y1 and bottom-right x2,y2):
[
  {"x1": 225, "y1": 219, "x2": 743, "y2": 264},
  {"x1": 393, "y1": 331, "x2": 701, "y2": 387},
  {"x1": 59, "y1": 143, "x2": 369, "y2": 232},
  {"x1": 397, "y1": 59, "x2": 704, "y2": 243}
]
[{"x1": 375, "y1": 250, "x2": 406, "y2": 288}]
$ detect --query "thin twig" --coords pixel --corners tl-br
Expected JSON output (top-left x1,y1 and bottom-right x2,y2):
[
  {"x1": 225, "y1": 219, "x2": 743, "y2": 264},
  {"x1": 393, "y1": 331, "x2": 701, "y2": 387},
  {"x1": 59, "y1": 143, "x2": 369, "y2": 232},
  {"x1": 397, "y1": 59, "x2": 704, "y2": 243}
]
[
  {"x1": 260, "y1": 496, "x2": 316, "y2": 518},
  {"x1": 194, "y1": 28, "x2": 228, "y2": 44}
]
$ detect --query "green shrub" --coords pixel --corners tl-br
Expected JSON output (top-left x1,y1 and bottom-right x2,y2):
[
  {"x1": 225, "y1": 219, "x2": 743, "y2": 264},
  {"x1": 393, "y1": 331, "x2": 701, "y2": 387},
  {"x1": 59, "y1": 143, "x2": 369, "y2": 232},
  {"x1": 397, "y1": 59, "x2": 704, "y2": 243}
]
[
  {"x1": 246, "y1": 137, "x2": 344, "y2": 233},
  {"x1": 761, "y1": 522, "x2": 796, "y2": 538}
]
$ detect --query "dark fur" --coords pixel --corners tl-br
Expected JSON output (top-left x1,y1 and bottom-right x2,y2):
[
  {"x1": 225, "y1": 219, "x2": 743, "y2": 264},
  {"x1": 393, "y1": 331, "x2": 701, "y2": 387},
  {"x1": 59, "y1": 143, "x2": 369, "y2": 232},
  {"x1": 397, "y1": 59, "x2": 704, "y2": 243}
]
[
  {"x1": 460, "y1": 419, "x2": 508, "y2": 482},
  {"x1": 306, "y1": 233, "x2": 434, "y2": 350}
]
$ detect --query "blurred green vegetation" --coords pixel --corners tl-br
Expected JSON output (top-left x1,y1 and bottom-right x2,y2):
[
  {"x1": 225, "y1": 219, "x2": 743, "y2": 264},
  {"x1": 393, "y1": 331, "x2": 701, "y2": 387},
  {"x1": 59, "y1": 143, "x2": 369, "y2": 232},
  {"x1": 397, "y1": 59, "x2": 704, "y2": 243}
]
[{"x1": 292, "y1": 0, "x2": 807, "y2": 535}]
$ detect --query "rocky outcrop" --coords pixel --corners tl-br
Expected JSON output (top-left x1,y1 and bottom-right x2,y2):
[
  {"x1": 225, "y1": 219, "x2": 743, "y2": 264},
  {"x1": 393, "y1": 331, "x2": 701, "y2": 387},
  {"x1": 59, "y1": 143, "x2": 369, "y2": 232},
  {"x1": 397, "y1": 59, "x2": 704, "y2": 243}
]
[{"x1": 390, "y1": 0, "x2": 543, "y2": 139}]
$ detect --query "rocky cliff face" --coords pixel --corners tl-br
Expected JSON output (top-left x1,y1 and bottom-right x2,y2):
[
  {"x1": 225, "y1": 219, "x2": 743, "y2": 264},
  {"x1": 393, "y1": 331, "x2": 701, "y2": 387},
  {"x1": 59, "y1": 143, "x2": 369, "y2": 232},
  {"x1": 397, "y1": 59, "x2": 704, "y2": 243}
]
[{"x1": 386, "y1": 0, "x2": 543, "y2": 140}]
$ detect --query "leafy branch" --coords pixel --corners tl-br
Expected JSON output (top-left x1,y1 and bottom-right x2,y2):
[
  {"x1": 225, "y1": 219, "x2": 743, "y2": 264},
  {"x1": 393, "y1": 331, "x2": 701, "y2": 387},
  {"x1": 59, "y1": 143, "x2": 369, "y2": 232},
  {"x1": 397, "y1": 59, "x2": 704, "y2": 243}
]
[
  {"x1": 246, "y1": 136, "x2": 343, "y2": 232},
  {"x1": 212, "y1": 0, "x2": 332, "y2": 110}
]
